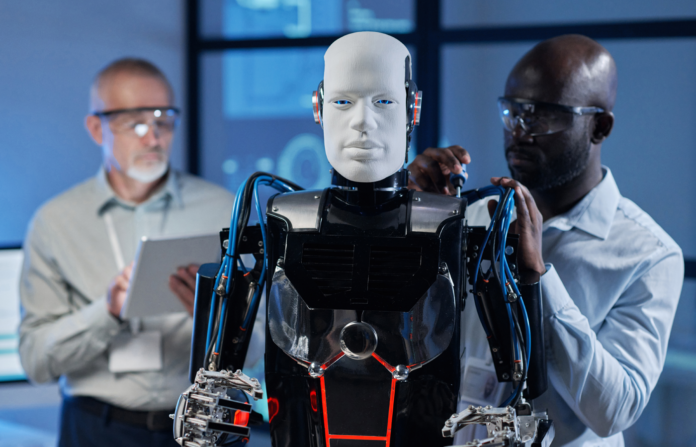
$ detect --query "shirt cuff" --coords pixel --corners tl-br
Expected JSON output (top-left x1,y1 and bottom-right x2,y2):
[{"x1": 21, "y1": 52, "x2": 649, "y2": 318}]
[{"x1": 540, "y1": 263, "x2": 574, "y2": 317}]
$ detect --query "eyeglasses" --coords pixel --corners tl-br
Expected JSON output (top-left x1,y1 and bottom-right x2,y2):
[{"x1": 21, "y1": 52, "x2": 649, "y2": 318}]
[
  {"x1": 93, "y1": 107, "x2": 180, "y2": 138},
  {"x1": 497, "y1": 97, "x2": 604, "y2": 136}
]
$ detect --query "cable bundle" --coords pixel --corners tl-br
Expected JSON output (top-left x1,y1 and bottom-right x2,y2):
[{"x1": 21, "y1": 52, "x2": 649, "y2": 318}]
[
  {"x1": 204, "y1": 172, "x2": 302, "y2": 369},
  {"x1": 464, "y1": 186, "x2": 532, "y2": 407}
]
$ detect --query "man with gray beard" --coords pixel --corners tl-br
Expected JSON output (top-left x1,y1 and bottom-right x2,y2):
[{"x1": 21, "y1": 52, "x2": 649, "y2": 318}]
[
  {"x1": 19, "y1": 59, "x2": 233, "y2": 447},
  {"x1": 409, "y1": 35, "x2": 683, "y2": 446}
]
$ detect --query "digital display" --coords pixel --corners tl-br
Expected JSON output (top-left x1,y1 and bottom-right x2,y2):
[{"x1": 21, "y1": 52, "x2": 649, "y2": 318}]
[
  {"x1": 202, "y1": 0, "x2": 414, "y2": 39},
  {"x1": 0, "y1": 249, "x2": 25, "y2": 382}
]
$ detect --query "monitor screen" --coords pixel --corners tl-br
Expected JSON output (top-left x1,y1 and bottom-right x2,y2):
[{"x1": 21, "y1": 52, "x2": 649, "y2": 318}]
[{"x1": 0, "y1": 248, "x2": 25, "y2": 382}]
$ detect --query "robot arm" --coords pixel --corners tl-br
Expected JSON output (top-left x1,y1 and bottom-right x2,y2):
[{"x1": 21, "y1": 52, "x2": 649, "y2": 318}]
[
  {"x1": 174, "y1": 173, "x2": 301, "y2": 446},
  {"x1": 189, "y1": 173, "x2": 302, "y2": 377},
  {"x1": 442, "y1": 181, "x2": 552, "y2": 446}
]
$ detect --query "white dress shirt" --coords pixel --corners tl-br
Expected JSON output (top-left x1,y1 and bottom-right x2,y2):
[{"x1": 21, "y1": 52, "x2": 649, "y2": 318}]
[
  {"x1": 19, "y1": 168, "x2": 234, "y2": 411},
  {"x1": 456, "y1": 168, "x2": 683, "y2": 446}
]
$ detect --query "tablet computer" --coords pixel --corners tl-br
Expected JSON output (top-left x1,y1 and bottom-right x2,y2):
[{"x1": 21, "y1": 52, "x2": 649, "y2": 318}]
[{"x1": 121, "y1": 233, "x2": 221, "y2": 319}]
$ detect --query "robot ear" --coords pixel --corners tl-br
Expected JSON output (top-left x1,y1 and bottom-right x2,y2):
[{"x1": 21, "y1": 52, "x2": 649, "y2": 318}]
[
  {"x1": 412, "y1": 91, "x2": 423, "y2": 127},
  {"x1": 312, "y1": 80, "x2": 324, "y2": 126},
  {"x1": 405, "y1": 76, "x2": 422, "y2": 136},
  {"x1": 312, "y1": 90, "x2": 322, "y2": 125}
]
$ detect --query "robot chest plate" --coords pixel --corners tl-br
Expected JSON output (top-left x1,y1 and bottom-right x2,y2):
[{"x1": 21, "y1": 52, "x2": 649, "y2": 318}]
[{"x1": 283, "y1": 232, "x2": 441, "y2": 312}]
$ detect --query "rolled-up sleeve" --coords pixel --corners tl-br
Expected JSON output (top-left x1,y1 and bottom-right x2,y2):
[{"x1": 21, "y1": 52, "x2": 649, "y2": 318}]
[
  {"x1": 18, "y1": 213, "x2": 120, "y2": 383},
  {"x1": 540, "y1": 247, "x2": 683, "y2": 437}
]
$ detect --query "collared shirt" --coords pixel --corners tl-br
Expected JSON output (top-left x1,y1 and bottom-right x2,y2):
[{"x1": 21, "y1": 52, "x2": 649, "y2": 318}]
[
  {"x1": 19, "y1": 168, "x2": 234, "y2": 411},
  {"x1": 457, "y1": 168, "x2": 683, "y2": 447}
]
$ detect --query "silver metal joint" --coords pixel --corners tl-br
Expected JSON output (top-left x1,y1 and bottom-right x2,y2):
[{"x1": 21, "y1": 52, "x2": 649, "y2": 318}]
[
  {"x1": 392, "y1": 365, "x2": 409, "y2": 381},
  {"x1": 308, "y1": 362, "x2": 324, "y2": 378}
]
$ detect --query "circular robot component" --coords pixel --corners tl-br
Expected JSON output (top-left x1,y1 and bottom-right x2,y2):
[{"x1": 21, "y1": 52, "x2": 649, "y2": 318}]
[{"x1": 339, "y1": 321, "x2": 378, "y2": 360}]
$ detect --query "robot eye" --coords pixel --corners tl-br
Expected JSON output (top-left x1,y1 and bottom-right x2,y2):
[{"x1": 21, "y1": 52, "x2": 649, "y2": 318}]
[
  {"x1": 375, "y1": 99, "x2": 394, "y2": 105},
  {"x1": 334, "y1": 100, "x2": 352, "y2": 105}
]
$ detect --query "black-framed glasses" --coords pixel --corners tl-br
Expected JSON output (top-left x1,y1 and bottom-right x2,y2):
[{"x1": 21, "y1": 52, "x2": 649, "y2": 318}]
[
  {"x1": 93, "y1": 107, "x2": 181, "y2": 138},
  {"x1": 497, "y1": 97, "x2": 604, "y2": 136}
]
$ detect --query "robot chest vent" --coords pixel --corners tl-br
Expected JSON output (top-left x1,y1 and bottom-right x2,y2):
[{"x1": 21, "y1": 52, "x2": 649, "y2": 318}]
[
  {"x1": 301, "y1": 243, "x2": 422, "y2": 298},
  {"x1": 284, "y1": 234, "x2": 440, "y2": 312}
]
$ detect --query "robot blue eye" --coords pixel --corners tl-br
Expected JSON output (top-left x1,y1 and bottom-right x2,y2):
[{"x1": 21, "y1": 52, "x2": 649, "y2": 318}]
[
  {"x1": 375, "y1": 99, "x2": 394, "y2": 105},
  {"x1": 335, "y1": 100, "x2": 351, "y2": 105}
]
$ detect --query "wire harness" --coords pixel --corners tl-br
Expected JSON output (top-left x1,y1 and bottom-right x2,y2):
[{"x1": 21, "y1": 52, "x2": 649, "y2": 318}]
[
  {"x1": 203, "y1": 172, "x2": 302, "y2": 371},
  {"x1": 463, "y1": 186, "x2": 532, "y2": 408}
]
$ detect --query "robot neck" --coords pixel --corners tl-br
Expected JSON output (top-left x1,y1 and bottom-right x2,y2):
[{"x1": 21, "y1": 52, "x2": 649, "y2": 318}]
[{"x1": 330, "y1": 169, "x2": 408, "y2": 208}]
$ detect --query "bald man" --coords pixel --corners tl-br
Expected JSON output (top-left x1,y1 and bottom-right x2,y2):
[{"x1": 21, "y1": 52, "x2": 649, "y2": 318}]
[
  {"x1": 19, "y1": 59, "x2": 233, "y2": 447},
  {"x1": 409, "y1": 35, "x2": 683, "y2": 446}
]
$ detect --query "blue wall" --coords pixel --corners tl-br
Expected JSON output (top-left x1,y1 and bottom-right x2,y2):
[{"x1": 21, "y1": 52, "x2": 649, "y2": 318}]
[{"x1": 0, "y1": 0, "x2": 187, "y2": 247}]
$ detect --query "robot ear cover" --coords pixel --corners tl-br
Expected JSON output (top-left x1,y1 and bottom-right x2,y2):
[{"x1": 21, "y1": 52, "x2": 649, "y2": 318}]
[
  {"x1": 413, "y1": 91, "x2": 423, "y2": 126},
  {"x1": 312, "y1": 90, "x2": 321, "y2": 125},
  {"x1": 312, "y1": 80, "x2": 324, "y2": 126},
  {"x1": 405, "y1": 78, "x2": 422, "y2": 135}
]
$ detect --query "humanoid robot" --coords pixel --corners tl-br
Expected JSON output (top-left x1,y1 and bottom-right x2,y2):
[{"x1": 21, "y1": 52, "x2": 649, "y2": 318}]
[{"x1": 172, "y1": 32, "x2": 553, "y2": 447}]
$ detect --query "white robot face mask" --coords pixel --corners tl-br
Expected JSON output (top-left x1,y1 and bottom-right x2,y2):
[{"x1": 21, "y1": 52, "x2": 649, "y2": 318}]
[{"x1": 321, "y1": 32, "x2": 413, "y2": 183}]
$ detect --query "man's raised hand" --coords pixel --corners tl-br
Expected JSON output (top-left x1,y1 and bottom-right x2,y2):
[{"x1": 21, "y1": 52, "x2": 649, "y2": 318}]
[
  {"x1": 407, "y1": 145, "x2": 470, "y2": 195},
  {"x1": 491, "y1": 177, "x2": 545, "y2": 284}
]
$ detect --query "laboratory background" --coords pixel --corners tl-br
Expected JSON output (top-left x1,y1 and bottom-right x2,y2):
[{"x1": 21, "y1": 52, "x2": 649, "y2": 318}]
[{"x1": 1, "y1": 1, "x2": 695, "y2": 446}]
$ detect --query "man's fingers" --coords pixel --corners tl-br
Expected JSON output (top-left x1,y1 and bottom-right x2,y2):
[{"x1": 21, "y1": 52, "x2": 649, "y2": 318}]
[
  {"x1": 491, "y1": 177, "x2": 535, "y2": 223},
  {"x1": 448, "y1": 145, "x2": 472, "y2": 165},
  {"x1": 169, "y1": 275, "x2": 187, "y2": 295},
  {"x1": 170, "y1": 276, "x2": 195, "y2": 315},
  {"x1": 423, "y1": 146, "x2": 468, "y2": 174},
  {"x1": 411, "y1": 154, "x2": 448, "y2": 194},
  {"x1": 115, "y1": 274, "x2": 130, "y2": 292},
  {"x1": 176, "y1": 266, "x2": 197, "y2": 290},
  {"x1": 122, "y1": 263, "x2": 133, "y2": 281},
  {"x1": 516, "y1": 182, "x2": 542, "y2": 226},
  {"x1": 169, "y1": 276, "x2": 195, "y2": 301},
  {"x1": 408, "y1": 155, "x2": 441, "y2": 193}
]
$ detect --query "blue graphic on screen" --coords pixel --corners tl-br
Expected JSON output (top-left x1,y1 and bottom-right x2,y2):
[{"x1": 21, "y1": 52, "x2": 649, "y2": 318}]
[
  {"x1": 223, "y1": 47, "x2": 325, "y2": 119},
  {"x1": 224, "y1": 0, "x2": 341, "y2": 38},
  {"x1": 222, "y1": 0, "x2": 412, "y2": 39},
  {"x1": 220, "y1": 46, "x2": 331, "y2": 192}
]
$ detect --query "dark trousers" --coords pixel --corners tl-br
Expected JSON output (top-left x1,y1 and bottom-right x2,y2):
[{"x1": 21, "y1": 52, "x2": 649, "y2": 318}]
[{"x1": 58, "y1": 396, "x2": 179, "y2": 447}]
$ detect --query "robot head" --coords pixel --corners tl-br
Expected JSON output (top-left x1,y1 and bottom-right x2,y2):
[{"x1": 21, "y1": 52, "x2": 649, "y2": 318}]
[{"x1": 315, "y1": 32, "x2": 422, "y2": 183}]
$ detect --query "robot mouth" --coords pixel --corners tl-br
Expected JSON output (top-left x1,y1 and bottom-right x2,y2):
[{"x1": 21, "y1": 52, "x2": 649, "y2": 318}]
[
  {"x1": 344, "y1": 147, "x2": 383, "y2": 160},
  {"x1": 344, "y1": 140, "x2": 381, "y2": 149}
]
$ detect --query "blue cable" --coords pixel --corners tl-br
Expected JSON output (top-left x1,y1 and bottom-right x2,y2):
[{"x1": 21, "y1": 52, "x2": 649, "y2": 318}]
[
  {"x1": 467, "y1": 185, "x2": 510, "y2": 339},
  {"x1": 204, "y1": 178, "x2": 247, "y2": 356},
  {"x1": 239, "y1": 175, "x2": 296, "y2": 330}
]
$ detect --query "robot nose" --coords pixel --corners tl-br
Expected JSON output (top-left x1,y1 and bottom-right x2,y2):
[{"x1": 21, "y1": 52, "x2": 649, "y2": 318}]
[{"x1": 349, "y1": 103, "x2": 378, "y2": 133}]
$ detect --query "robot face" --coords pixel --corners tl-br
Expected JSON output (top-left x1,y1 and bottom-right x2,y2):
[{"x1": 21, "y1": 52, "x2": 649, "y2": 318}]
[{"x1": 322, "y1": 32, "x2": 410, "y2": 183}]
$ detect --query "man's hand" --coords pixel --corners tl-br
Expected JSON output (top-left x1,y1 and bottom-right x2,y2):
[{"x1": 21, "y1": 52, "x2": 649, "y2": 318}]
[
  {"x1": 107, "y1": 262, "x2": 133, "y2": 319},
  {"x1": 169, "y1": 264, "x2": 200, "y2": 316},
  {"x1": 407, "y1": 145, "x2": 471, "y2": 195},
  {"x1": 489, "y1": 177, "x2": 545, "y2": 284}
]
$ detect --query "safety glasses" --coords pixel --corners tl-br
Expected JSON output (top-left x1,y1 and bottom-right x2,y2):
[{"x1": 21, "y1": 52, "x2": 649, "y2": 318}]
[
  {"x1": 93, "y1": 107, "x2": 180, "y2": 138},
  {"x1": 497, "y1": 97, "x2": 604, "y2": 136}
]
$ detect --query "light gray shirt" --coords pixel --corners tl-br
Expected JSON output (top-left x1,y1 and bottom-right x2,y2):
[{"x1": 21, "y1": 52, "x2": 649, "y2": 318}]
[
  {"x1": 19, "y1": 168, "x2": 233, "y2": 411},
  {"x1": 457, "y1": 168, "x2": 683, "y2": 446}
]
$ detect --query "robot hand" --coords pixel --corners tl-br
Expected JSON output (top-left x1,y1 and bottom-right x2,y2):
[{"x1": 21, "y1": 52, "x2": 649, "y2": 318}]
[
  {"x1": 442, "y1": 404, "x2": 553, "y2": 447},
  {"x1": 172, "y1": 368, "x2": 263, "y2": 446}
]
